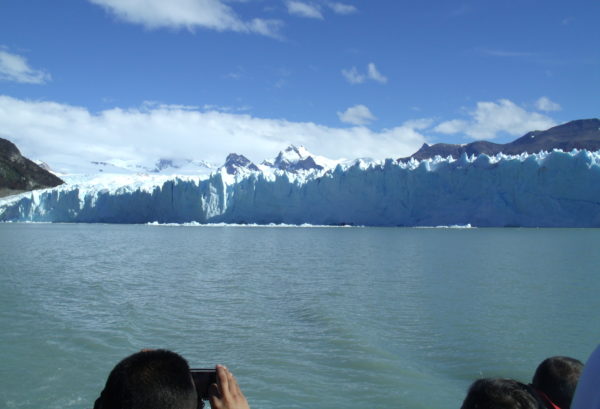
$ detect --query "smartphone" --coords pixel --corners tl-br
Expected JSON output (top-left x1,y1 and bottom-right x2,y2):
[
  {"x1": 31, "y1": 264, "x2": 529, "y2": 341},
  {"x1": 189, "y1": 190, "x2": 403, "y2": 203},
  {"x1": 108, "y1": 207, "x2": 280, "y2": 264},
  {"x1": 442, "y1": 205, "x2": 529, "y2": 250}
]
[{"x1": 190, "y1": 368, "x2": 217, "y2": 400}]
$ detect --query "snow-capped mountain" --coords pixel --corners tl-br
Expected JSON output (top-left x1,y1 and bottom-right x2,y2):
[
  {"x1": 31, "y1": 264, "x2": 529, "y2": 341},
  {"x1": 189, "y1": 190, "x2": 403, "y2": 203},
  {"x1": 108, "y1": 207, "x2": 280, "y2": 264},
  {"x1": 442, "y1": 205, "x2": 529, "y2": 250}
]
[
  {"x1": 221, "y1": 145, "x2": 344, "y2": 175},
  {"x1": 223, "y1": 153, "x2": 260, "y2": 175},
  {"x1": 262, "y1": 145, "x2": 342, "y2": 173},
  {"x1": 149, "y1": 158, "x2": 215, "y2": 175},
  {"x1": 71, "y1": 157, "x2": 216, "y2": 176}
]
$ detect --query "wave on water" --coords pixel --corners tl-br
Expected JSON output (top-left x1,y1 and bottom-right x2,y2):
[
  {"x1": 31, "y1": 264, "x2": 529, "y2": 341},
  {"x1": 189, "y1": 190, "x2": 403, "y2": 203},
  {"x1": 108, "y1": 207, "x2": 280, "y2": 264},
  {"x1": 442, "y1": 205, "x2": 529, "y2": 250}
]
[
  {"x1": 1, "y1": 220, "x2": 473, "y2": 228},
  {"x1": 0, "y1": 220, "x2": 53, "y2": 224},
  {"x1": 146, "y1": 221, "x2": 363, "y2": 228},
  {"x1": 415, "y1": 224, "x2": 475, "y2": 229}
]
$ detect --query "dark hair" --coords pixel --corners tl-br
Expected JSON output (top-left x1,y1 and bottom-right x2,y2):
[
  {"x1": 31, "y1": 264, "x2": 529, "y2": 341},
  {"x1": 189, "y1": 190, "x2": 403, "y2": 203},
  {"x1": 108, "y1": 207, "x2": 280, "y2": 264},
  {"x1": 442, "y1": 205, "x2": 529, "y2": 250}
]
[
  {"x1": 532, "y1": 356, "x2": 583, "y2": 409},
  {"x1": 94, "y1": 349, "x2": 198, "y2": 409},
  {"x1": 461, "y1": 378, "x2": 542, "y2": 409}
]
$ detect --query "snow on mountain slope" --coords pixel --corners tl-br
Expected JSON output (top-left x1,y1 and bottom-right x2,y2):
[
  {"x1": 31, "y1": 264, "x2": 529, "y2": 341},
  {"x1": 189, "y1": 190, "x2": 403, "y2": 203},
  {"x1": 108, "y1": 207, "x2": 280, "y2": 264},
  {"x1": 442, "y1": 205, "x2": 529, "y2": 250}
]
[
  {"x1": 2, "y1": 150, "x2": 600, "y2": 227},
  {"x1": 262, "y1": 145, "x2": 343, "y2": 172},
  {"x1": 150, "y1": 158, "x2": 215, "y2": 175},
  {"x1": 57, "y1": 157, "x2": 216, "y2": 178}
]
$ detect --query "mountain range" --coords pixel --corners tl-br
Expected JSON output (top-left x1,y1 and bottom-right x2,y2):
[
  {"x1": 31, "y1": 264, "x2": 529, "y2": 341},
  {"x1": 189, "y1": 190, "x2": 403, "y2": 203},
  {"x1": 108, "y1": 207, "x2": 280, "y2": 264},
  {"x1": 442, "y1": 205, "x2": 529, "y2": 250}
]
[
  {"x1": 2, "y1": 118, "x2": 600, "y2": 226},
  {"x1": 1, "y1": 118, "x2": 599, "y2": 198},
  {"x1": 402, "y1": 118, "x2": 600, "y2": 161}
]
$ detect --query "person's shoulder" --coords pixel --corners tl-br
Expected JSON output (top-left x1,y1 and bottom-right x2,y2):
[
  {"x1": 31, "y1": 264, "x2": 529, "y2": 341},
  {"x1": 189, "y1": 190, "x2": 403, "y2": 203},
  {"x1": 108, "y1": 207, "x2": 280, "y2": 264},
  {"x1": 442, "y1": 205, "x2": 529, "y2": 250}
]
[{"x1": 571, "y1": 345, "x2": 600, "y2": 409}]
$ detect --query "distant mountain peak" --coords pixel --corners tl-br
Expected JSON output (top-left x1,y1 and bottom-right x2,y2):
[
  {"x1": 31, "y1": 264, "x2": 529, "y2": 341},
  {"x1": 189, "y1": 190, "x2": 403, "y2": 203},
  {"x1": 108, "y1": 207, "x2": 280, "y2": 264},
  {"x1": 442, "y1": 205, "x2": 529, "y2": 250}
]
[
  {"x1": 283, "y1": 144, "x2": 310, "y2": 156},
  {"x1": 224, "y1": 153, "x2": 259, "y2": 175},
  {"x1": 403, "y1": 118, "x2": 600, "y2": 161},
  {"x1": 276, "y1": 144, "x2": 310, "y2": 162},
  {"x1": 153, "y1": 158, "x2": 178, "y2": 172},
  {"x1": 270, "y1": 144, "x2": 324, "y2": 172}
]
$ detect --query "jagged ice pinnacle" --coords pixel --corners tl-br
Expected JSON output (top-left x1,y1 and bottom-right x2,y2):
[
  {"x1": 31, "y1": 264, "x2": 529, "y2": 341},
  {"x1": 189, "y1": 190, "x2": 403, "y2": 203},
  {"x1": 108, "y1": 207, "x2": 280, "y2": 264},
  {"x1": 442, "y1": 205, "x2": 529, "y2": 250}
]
[{"x1": 1, "y1": 149, "x2": 600, "y2": 227}]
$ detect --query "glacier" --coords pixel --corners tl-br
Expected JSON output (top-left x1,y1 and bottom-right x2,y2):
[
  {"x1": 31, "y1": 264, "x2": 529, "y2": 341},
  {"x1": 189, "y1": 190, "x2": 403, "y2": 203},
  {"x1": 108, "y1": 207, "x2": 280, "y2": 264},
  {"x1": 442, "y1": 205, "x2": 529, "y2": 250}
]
[{"x1": 1, "y1": 149, "x2": 600, "y2": 227}]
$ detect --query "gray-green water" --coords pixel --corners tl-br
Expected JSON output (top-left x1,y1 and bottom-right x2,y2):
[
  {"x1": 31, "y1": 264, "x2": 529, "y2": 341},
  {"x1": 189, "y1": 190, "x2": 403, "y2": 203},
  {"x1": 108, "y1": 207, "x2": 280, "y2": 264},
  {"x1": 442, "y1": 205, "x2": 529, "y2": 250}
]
[{"x1": 1, "y1": 223, "x2": 598, "y2": 409}]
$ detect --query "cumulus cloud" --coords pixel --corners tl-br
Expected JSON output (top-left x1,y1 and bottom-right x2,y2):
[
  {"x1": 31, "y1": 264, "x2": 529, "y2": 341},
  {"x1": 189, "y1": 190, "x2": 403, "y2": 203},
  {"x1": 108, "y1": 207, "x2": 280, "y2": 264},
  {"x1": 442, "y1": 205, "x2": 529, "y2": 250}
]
[
  {"x1": 337, "y1": 104, "x2": 376, "y2": 125},
  {"x1": 0, "y1": 49, "x2": 51, "y2": 84},
  {"x1": 286, "y1": 1, "x2": 357, "y2": 19},
  {"x1": 0, "y1": 95, "x2": 427, "y2": 172},
  {"x1": 434, "y1": 99, "x2": 556, "y2": 139},
  {"x1": 87, "y1": 0, "x2": 282, "y2": 37},
  {"x1": 403, "y1": 118, "x2": 434, "y2": 130},
  {"x1": 341, "y1": 66, "x2": 365, "y2": 84},
  {"x1": 434, "y1": 119, "x2": 468, "y2": 135},
  {"x1": 286, "y1": 1, "x2": 323, "y2": 19},
  {"x1": 342, "y1": 63, "x2": 387, "y2": 84},
  {"x1": 328, "y1": 2, "x2": 357, "y2": 15},
  {"x1": 367, "y1": 62, "x2": 387, "y2": 83},
  {"x1": 535, "y1": 96, "x2": 561, "y2": 112}
]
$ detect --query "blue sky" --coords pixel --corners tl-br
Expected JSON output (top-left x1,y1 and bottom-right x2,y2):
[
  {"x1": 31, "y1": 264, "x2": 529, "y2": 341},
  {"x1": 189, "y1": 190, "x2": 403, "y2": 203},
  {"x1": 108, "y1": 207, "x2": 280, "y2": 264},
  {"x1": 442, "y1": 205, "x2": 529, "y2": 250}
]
[{"x1": 0, "y1": 0, "x2": 598, "y2": 170}]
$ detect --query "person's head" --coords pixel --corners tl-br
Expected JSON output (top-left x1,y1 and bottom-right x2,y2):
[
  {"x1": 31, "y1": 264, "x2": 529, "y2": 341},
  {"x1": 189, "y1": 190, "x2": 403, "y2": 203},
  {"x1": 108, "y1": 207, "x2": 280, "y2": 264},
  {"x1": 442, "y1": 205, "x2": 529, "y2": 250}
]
[
  {"x1": 532, "y1": 356, "x2": 584, "y2": 409},
  {"x1": 461, "y1": 378, "x2": 542, "y2": 409},
  {"x1": 94, "y1": 349, "x2": 198, "y2": 409}
]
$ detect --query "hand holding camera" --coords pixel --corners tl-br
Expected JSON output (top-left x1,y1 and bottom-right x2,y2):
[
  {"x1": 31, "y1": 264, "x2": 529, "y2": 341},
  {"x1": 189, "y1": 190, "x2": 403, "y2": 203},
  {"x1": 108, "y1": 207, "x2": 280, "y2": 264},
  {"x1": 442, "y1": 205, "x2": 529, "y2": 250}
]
[{"x1": 191, "y1": 365, "x2": 250, "y2": 409}]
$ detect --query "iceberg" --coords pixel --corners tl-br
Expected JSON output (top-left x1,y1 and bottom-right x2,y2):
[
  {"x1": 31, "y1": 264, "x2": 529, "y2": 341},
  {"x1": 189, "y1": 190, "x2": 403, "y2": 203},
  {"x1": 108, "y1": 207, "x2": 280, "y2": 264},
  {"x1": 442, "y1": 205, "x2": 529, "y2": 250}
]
[{"x1": 1, "y1": 150, "x2": 600, "y2": 227}]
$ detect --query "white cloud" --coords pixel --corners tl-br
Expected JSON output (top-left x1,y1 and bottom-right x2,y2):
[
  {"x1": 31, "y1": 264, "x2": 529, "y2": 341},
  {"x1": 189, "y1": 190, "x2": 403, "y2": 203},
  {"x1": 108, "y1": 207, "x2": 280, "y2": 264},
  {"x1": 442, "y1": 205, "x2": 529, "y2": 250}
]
[
  {"x1": 535, "y1": 96, "x2": 561, "y2": 112},
  {"x1": 434, "y1": 99, "x2": 556, "y2": 139},
  {"x1": 434, "y1": 119, "x2": 468, "y2": 135},
  {"x1": 328, "y1": 2, "x2": 357, "y2": 15},
  {"x1": 480, "y1": 48, "x2": 535, "y2": 58},
  {"x1": 337, "y1": 104, "x2": 376, "y2": 125},
  {"x1": 286, "y1": 1, "x2": 323, "y2": 19},
  {"x1": 341, "y1": 66, "x2": 365, "y2": 84},
  {"x1": 0, "y1": 49, "x2": 51, "y2": 84},
  {"x1": 0, "y1": 95, "x2": 427, "y2": 172},
  {"x1": 342, "y1": 63, "x2": 387, "y2": 84},
  {"x1": 87, "y1": 0, "x2": 282, "y2": 37},
  {"x1": 248, "y1": 18, "x2": 283, "y2": 38},
  {"x1": 367, "y1": 62, "x2": 387, "y2": 83},
  {"x1": 403, "y1": 118, "x2": 434, "y2": 130}
]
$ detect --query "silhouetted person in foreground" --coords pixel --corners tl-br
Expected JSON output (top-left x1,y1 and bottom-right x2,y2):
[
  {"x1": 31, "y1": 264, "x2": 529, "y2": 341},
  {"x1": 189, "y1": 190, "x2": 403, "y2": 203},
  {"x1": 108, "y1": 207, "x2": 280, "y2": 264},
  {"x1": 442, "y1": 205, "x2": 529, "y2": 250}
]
[
  {"x1": 531, "y1": 356, "x2": 583, "y2": 409},
  {"x1": 571, "y1": 345, "x2": 600, "y2": 409},
  {"x1": 94, "y1": 349, "x2": 250, "y2": 409},
  {"x1": 461, "y1": 378, "x2": 543, "y2": 409}
]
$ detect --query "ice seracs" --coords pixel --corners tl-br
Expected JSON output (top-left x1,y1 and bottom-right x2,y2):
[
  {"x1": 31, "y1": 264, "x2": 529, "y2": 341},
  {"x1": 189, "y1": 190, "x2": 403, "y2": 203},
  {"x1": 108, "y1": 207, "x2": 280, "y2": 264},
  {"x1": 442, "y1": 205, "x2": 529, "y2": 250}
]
[{"x1": 2, "y1": 149, "x2": 600, "y2": 227}]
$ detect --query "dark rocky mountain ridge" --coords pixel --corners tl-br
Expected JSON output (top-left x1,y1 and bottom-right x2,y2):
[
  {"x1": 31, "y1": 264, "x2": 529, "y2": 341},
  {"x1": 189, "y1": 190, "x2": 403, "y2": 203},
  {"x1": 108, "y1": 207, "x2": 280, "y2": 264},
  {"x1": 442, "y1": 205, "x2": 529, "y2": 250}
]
[
  {"x1": 224, "y1": 153, "x2": 260, "y2": 174},
  {"x1": 0, "y1": 138, "x2": 64, "y2": 198},
  {"x1": 402, "y1": 118, "x2": 600, "y2": 161}
]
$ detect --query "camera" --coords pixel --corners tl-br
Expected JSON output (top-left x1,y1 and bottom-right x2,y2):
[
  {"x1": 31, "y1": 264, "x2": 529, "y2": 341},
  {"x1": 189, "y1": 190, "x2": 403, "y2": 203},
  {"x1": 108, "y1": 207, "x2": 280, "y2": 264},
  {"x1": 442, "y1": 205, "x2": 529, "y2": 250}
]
[{"x1": 190, "y1": 369, "x2": 217, "y2": 400}]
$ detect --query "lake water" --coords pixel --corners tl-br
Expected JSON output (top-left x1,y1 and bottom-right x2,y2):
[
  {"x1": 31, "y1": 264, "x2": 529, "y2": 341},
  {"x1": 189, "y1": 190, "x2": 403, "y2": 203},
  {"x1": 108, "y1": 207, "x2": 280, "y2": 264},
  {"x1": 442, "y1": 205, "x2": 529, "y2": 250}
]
[{"x1": 0, "y1": 223, "x2": 598, "y2": 409}]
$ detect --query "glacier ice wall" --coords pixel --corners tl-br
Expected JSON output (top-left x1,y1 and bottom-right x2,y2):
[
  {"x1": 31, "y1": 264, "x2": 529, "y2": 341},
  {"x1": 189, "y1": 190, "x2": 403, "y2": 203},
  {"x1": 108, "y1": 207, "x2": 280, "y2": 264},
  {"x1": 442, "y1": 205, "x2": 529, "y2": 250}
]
[{"x1": 2, "y1": 150, "x2": 600, "y2": 227}]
